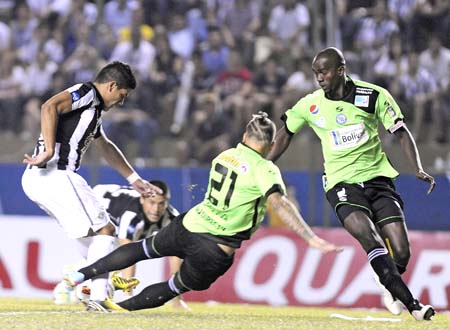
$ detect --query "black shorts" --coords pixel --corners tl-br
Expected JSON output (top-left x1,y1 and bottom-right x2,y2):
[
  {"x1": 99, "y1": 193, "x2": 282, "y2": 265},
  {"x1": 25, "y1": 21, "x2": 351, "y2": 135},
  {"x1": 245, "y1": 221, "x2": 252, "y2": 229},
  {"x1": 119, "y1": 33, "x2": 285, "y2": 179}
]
[
  {"x1": 325, "y1": 176, "x2": 405, "y2": 227},
  {"x1": 146, "y1": 214, "x2": 234, "y2": 291}
]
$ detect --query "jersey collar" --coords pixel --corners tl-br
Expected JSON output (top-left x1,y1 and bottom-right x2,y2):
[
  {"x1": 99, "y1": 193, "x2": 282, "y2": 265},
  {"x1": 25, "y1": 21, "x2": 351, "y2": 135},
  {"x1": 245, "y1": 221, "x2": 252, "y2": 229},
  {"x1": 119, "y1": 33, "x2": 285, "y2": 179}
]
[
  {"x1": 87, "y1": 81, "x2": 106, "y2": 110},
  {"x1": 238, "y1": 142, "x2": 263, "y2": 157}
]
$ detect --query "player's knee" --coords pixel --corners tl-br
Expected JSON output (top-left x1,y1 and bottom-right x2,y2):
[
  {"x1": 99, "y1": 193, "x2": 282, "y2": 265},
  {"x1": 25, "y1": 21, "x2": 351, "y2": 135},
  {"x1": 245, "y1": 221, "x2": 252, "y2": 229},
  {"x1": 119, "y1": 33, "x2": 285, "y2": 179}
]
[
  {"x1": 142, "y1": 236, "x2": 161, "y2": 259},
  {"x1": 392, "y1": 249, "x2": 410, "y2": 274},
  {"x1": 171, "y1": 272, "x2": 213, "y2": 293}
]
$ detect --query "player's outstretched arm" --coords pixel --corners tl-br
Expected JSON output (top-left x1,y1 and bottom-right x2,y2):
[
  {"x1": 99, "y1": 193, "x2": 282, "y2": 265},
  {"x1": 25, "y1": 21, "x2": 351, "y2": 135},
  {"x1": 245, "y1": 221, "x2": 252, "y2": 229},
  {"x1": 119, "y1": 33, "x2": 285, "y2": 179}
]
[
  {"x1": 393, "y1": 125, "x2": 436, "y2": 194},
  {"x1": 94, "y1": 133, "x2": 162, "y2": 196},
  {"x1": 266, "y1": 125, "x2": 293, "y2": 162},
  {"x1": 267, "y1": 192, "x2": 343, "y2": 253}
]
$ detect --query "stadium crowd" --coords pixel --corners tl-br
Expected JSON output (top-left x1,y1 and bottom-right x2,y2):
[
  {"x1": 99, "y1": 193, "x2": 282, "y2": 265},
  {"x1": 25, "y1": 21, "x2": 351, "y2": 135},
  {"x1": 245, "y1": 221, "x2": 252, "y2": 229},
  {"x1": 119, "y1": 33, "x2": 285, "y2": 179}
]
[{"x1": 1, "y1": 0, "x2": 450, "y2": 166}]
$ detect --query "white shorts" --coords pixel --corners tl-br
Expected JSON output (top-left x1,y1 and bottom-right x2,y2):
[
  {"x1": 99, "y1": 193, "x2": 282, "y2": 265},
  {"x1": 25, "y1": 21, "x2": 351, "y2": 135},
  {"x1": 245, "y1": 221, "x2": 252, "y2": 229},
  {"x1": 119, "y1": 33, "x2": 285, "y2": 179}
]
[{"x1": 22, "y1": 167, "x2": 111, "y2": 239}]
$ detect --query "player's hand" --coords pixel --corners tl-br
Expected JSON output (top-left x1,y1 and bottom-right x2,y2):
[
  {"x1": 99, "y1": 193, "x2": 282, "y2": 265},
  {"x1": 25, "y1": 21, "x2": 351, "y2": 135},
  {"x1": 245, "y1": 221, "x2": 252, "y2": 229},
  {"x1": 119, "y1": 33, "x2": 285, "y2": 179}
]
[
  {"x1": 22, "y1": 152, "x2": 53, "y2": 167},
  {"x1": 416, "y1": 169, "x2": 435, "y2": 194},
  {"x1": 307, "y1": 236, "x2": 344, "y2": 253},
  {"x1": 132, "y1": 178, "x2": 163, "y2": 197},
  {"x1": 171, "y1": 296, "x2": 190, "y2": 311}
]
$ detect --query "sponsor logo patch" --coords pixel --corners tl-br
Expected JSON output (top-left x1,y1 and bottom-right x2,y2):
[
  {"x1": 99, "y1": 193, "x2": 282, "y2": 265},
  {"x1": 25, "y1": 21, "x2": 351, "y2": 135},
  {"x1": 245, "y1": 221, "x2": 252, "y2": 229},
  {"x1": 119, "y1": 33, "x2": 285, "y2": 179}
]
[
  {"x1": 328, "y1": 123, "x2": 369, "y2": 150},
  {"x1": 238, "y1": 162, "x2": 250, "y2": 174},
  {"x1": 387, "y1": 106, "x2": 396, "y2": 118},
  {"x1": 354, "y1": 95, "x2": 369, "y2": 107},
  {"x1": 309, "y1": 104, "x2": 319, "y2": 114},
  {"x1": 315, "y1": 116, "x2": 326, "y2": 128},
  {"x1": 71, "y1": 91, "x2": 81, "y2": 102},
  {"x1": 336, "y1": 113, "x2": 347, "y2": 125}
]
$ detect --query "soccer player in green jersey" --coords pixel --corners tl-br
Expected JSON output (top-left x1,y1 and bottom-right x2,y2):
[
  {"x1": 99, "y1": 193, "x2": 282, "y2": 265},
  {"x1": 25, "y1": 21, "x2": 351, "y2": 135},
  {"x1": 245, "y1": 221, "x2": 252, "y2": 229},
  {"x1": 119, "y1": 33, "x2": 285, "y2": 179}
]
[
  {"x1": 267, "y1": 47, "x2": 436, "y2": 321},
  {"x1": 64, "y1": 112, "x2": 342, "y2": 312}
]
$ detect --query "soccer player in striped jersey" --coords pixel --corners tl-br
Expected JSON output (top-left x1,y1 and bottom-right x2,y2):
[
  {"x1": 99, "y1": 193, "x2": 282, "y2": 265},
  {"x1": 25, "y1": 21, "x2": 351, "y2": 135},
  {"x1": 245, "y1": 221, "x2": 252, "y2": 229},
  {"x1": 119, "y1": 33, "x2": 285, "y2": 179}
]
[
  {"x1": 64, "y1": 112, "x2": 342, "y2": 313},
  {"x1": 267, "y1": 47, "x2": 436, "y2": 321},
  {"x1": 22, "y1": 61, "x2": 162, "y2": 306},
  {"x1": 92, "y1": 180, "x2": 188, "y2": 309}
]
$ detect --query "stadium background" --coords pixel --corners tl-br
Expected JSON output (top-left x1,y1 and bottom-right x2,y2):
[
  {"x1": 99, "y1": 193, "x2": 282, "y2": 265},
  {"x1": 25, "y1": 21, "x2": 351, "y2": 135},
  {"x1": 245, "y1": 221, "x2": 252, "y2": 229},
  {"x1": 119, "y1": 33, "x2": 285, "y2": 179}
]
[{"x1": 0, "y1": 0, "x2": 449, "y2": 312}]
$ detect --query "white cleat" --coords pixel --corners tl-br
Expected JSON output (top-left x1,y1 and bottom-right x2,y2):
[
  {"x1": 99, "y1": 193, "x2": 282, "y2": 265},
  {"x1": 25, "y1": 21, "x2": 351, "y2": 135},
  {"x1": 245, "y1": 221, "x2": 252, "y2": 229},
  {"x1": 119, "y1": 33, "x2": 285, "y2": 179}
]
[
  {"x1": 374, "y1": 274, "x2": 403, "y2": 315},
  {"x1": 410, "y1": 301, "x2": 435, "y2": 321}
]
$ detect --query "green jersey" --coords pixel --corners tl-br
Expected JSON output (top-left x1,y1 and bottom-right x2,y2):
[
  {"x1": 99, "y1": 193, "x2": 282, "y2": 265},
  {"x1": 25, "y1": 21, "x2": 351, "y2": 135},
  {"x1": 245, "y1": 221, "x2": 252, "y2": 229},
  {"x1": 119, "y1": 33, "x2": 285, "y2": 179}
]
[
  {"x1": 284, "y1": 76, "x2": 404, "y2": 192},
  {"x1": 183, "y1": 143, "x2": 286, "y2": 247}
]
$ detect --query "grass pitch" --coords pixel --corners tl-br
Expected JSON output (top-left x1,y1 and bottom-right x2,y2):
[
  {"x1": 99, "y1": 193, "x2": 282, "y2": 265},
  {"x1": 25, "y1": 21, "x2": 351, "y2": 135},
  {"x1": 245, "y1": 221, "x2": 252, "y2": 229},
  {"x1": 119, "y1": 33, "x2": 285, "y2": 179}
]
[{"x1": 0, "y1": 298, "x2": 449, "y2": 330}]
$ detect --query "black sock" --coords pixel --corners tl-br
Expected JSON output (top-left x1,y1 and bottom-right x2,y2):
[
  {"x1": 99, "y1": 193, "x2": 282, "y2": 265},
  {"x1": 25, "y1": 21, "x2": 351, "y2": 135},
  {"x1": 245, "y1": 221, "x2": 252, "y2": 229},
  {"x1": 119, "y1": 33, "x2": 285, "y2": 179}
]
[
  {"x1": 395, "y1": 262, "x2": 406, "y2": 275},
  {"x1": 118, "y1": 282, "x2": 178, "y2": 311},
  {"x1": 369, "y1": 248, "x2": 415, "y2": 308},
  {"x1": 79, "y1": 241, "x2": 148, "y2": 279}
]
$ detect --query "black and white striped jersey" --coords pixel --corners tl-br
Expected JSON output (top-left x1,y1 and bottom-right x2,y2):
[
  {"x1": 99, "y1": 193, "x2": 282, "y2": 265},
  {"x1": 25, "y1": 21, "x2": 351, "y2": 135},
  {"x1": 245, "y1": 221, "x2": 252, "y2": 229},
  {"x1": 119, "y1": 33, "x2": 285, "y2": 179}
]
[
  {"x1": 32, "y1": 82, "x2": 104, "y2": 172},
  {"x1": 93, "y1": 184, "x2": 179, "y2": 241}
]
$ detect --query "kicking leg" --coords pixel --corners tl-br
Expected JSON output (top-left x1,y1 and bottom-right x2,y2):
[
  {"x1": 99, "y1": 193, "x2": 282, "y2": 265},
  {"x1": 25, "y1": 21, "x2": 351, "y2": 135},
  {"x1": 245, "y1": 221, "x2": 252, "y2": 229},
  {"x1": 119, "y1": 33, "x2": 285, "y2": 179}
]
[
  {"x1": 378, "y1": 221, "x2": 410, "y2": 274},
  {"x1": 342, "y1": 210, "x2": 424, "y2": 314}
]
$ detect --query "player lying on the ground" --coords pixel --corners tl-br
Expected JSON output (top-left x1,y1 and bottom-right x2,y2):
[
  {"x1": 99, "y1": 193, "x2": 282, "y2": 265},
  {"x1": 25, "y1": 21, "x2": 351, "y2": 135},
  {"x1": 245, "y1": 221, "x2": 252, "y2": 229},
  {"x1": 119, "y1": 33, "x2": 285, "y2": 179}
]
[{"x1": 64, "y1": 112, "x2": 342, "y2": 313}]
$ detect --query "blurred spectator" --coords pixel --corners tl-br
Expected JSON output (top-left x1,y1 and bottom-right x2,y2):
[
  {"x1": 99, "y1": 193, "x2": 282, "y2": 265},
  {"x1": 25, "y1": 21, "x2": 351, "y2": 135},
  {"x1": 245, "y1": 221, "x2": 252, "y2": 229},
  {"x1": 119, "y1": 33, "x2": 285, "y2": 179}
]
[
  {"x1": 251, "y1": 55, "x2": 287, "y2": 127},
  {"x1": 214, "y1": 49, "x2": 253, "y2": 138},
  {"x1": 0, "y1": 49, "x2": 26, "y2": 136},
  {"x1": 95, "y1": 23, "x2": 117, "y2": 60},
  {"x1": 148, "y1": 33, "x2": 181, "y2": 122},
  {"x1": 282, "y1": 57, "x2": 315, "y2": 110},
  {"x1": 167, "y1": 12, "x2": 196, "y2": 60},
  {"x1": 437, "y1": 62, "x2": 450, "y2": 144},
  {"x1": 220, "y1": 0, "x2": 261, "y2": 68},
  {"x1": 354, "y1": 0, "x2": 399, "y2": 80},
  {"x1": 336, "y1": 0, "x2": 375, "y2": 50},
  {"x1": 43, "y1": 28, "x2": 65, "y2": 64},
  {"x1": 398, "y1": 52, "x2": 439, "y2": 143},
  {"x1": 419, "y1": 35, "x2": 450, "y2": 84},
  {"x1": 103, "y1": 0, "x2": 139, "y2": 37},
  {"x1": 0, "y1": 13, "x2": 11, "y2": 51},
  {"x1": 10, "y1": 2, "x2": 38, "y2": 50},
  {"x1": 21, "y1": 69, "x2": 67, "y2": 142},
  {"x1": 109, "y1": 22, "x2": 155, "y2": 81},
  {"x1": 26, "y1": 0, "x2": 71, "y2": 19},
  {"x1": 373, "y1": 32, "x2": 408, "y2": 89},
  {"x1": 201, "y1": 25, "x2": 229, "y2": 76},
  {"x1": 102, "y1": 90, "x2": 159, "y2": 161},
  {"x1": 23, "y1": 49, "x2": 58, "y2": 98},
  {"x1": 406, "y1": 0, "x2": 448, "y2": 52},
  {"x1": 64, "y1": 44, "x2": 100, "y2": 86},
  {"x1": 177, "y1": 92, "x2": 231, "y2": 165},
  {"x1": 436, "y1": 4, "x2": 450, "y2": 49},
  {"x1": 268, "y1": 0, "x2": 310, "y2": 59},
  {"x1": 17, "y1": 20, "x2": 49, "y2": 64}
]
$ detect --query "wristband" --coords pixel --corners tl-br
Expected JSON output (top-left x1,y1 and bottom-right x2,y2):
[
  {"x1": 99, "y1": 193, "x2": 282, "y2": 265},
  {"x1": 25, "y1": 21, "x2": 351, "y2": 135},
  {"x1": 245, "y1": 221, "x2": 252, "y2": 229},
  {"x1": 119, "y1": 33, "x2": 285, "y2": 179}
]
[{"x1": 126, "y1": 172, "x2": 141, "y2": 184}]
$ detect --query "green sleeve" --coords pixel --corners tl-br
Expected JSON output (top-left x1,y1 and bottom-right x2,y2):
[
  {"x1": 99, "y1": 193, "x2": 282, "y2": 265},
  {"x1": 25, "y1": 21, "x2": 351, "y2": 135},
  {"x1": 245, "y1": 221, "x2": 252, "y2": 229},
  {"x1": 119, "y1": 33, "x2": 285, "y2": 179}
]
[
  {"x1": 255, "y1": 160, "x2": 286, "y2": 196},
  {"x1": 375, "y1": 88, "x2": 404, "y2": 131},
  {"x1": 284, "y1": 98, "x2": 307, "y2": 134}
]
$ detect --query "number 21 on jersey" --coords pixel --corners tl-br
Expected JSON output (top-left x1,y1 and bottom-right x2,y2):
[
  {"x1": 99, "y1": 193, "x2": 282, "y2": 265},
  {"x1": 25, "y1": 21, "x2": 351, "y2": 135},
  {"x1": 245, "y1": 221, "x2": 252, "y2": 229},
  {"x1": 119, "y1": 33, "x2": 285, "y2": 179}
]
[{"x1": 207, "y1": 163, "x2": 238, "y2": 210}]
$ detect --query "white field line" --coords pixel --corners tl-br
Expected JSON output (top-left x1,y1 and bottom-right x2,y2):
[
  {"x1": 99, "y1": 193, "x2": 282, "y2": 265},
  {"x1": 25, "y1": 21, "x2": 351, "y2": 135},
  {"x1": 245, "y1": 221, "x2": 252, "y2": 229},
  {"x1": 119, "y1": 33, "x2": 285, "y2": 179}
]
[{"x1": 330, "y1": 313, "x2": 402, "y2": 322}]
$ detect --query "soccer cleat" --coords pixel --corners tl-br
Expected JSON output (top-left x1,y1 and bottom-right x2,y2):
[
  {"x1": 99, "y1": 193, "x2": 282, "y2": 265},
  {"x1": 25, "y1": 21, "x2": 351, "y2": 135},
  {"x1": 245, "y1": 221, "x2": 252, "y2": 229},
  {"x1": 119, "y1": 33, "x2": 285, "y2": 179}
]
[
  {"x1": 111, "y1": 271, "x2": 140, "y2": 292},
  {"x1": 63, "y1": 271, "x2": 85, "y2": 288},
  {"x1": 86, "y1": 299, "x2": 128, "y2": 313},
  {"x1": 409, "y1": 300, "x2": 435, "y2": 321},
  {"x1": 374, "y1": 274, "x2": 403, "y2": 315}
]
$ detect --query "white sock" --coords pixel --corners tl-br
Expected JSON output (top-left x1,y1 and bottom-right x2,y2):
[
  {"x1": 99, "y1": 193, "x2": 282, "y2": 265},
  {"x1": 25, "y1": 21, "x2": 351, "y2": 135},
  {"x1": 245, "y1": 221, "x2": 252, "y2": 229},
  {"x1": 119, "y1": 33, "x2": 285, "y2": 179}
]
[{"x1": 87, "y1": 235, "x2": 115, "y2": 301}]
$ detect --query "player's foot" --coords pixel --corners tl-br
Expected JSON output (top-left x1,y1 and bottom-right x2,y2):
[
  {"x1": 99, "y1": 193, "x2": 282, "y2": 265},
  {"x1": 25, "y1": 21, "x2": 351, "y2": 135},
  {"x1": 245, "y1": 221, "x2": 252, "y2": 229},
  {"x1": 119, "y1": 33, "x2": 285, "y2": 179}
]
[
  {"x1": 374, "y1": 274, "x2": 403, "y2": 315},
  {"x1": 63, "y1": 271, "x2": 85, "y2": 288},
  {"x1": 86, "y1": 299, "x2": 128, "y2": 313},
  {"x1": 111, "y1": 271, "x2": 140, "y2": 292},
  {"x1": 409, "y1": 300, "x2": 435, "y2": 321}
]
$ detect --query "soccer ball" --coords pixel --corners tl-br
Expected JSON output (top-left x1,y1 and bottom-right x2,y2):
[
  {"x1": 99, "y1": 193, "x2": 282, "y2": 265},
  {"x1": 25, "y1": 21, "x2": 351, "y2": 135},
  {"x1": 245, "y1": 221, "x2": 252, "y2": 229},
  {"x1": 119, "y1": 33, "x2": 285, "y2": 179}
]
[
  {"x1": 74, "y1": 280, "x2": 114, "y2": 303},
  {"x1": 53, "y1": 281, "x2": 79, "y2": 305}
]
